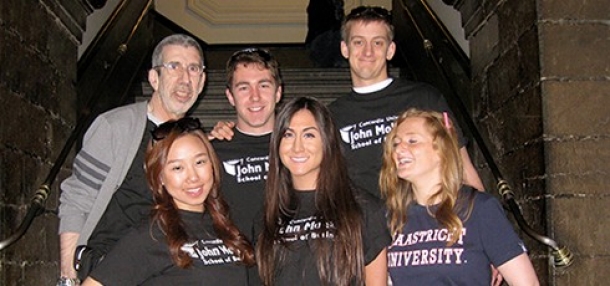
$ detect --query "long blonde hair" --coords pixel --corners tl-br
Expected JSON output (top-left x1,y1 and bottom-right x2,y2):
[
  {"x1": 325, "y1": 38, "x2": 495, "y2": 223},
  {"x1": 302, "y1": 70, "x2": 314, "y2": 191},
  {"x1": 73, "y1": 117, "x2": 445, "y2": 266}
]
[{"x1": 379, "y1": 108, "x2": 473, "y2": 246}]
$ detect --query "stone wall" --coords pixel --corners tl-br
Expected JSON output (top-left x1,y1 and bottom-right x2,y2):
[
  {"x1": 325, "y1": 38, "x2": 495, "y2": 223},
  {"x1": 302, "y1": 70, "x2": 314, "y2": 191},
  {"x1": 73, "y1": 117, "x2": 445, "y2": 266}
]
[
  {"x1": 538, "y1": 0, "x2": 610, "y2": 284},
  {"x1": 456, "y1": 0, "x2": 609, "y2": 285},
  {"x1": 0, "y1": 0, "x2": 88, "y2": 284}
]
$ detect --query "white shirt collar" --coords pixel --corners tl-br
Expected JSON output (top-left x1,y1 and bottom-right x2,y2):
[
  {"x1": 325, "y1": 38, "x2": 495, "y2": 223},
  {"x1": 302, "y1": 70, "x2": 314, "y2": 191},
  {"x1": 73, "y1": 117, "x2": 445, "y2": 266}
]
[
  {"x1": 147, "y1": 112, "x2": 164, "y2": 126},
  {"x1": 353, "y1": 78, "x2": 394, "y2": 94}
]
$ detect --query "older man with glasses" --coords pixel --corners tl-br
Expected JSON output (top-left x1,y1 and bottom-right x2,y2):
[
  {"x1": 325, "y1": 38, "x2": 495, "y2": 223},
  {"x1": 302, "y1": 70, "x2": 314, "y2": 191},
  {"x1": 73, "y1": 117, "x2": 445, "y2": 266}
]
[{"x1": 57, "y1": 34, "x2": 206, "y2": 286}]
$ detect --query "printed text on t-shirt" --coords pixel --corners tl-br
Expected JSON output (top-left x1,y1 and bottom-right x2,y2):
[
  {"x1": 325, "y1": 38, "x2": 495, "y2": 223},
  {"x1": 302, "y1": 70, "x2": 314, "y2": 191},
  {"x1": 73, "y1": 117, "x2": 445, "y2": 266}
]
[
  {"x1": 222, "y1": 155, "x2": 269, "y2": 183},
  {"x1": 338, "y1": 116, "x2": 397, "y2": 150},
  {"x1": 388, "y1": 227, "x2": 467, "y2": 267},
  {"x1": 278, "y1": 216, "x2": 335, "y2": 242}
]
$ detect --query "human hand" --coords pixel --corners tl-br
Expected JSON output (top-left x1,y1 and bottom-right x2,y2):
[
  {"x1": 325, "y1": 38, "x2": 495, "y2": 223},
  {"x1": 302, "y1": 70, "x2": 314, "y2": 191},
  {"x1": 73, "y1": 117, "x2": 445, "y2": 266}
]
[
  {"x1": 491, "y1": 264, "x2": 503, "y2": 286},
  {"x1": 208, "y1": 121, "x2": 235, "y2": 141}
]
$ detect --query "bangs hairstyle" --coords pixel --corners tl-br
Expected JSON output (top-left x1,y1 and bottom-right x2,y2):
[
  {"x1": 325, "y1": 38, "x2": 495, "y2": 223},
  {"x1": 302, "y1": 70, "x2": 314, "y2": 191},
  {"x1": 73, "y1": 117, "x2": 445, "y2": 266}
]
[
  {"x1": 341, "y1": 6, "x2": 394, "y2": 42},
  {"x1": 145, "y1": 126, "x2": 254, "y2": 268},
  {"x1": 257, "y1": 97, "x2": 365, "y2": 286},
  {"x1": 225, "y1": 48, "x2": 282, "y2": 90},
  {"x1": 379, "y1": 108, "x2": 473, "y2": 246}
]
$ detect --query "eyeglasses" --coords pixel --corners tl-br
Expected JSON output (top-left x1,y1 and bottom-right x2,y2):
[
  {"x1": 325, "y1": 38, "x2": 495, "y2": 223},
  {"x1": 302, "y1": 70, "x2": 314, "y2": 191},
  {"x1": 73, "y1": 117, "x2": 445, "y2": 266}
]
[
  {"x1": 228, "y1": 48, "x2": 272, "y2": 65},
  {"x1": 346, "y1": 6, "x2": 391, "y2": 22},
  {"x1": 151, "y1": 117, "x2": 202, "y2": 141},
  {"x1": 153, "y1": 61, "x2": 206, "y2": 77}
]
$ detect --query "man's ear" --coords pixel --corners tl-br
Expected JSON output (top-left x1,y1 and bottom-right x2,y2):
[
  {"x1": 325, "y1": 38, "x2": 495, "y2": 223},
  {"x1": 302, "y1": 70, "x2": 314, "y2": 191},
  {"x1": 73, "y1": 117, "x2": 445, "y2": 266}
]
[
  {"x1": 275, "y1": 86, "x2": 283, "y2": 103},
  {"x1": 340, "y1": 41, "x2": 349, "y2": 59},
  {"x1": 386, "y1": 41, "x2": 397, "y2": 60},
  {"x1": 148, "y1": 69, "x2": 160, "y2": 91},
  {"x1": 196, "y1": 72, "x2": 207, "y2": 95},
  {"x1": 225, "y1": 88, "x2": 236, "y2": 107}
]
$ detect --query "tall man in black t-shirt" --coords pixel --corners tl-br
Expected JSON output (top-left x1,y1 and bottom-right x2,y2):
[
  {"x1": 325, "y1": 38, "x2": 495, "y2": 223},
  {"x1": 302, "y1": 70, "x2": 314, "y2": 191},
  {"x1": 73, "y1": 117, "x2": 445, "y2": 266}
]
[{"x1": 328, "y1": 6, "x2": 484, "y2": 199}]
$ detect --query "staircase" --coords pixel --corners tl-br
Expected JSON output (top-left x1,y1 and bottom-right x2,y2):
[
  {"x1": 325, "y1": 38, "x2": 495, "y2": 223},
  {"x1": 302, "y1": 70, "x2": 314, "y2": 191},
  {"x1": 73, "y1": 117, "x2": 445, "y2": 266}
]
[{"x1": 136, "y1": 67, "x2": 399, "y2": 130}]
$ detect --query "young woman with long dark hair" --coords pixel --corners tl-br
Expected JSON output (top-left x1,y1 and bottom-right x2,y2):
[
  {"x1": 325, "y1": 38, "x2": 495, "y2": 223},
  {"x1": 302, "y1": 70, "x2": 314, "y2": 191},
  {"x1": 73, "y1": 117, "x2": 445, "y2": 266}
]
[{"x1": 256, "y1": 97, "x2": 390, "y2": 286}]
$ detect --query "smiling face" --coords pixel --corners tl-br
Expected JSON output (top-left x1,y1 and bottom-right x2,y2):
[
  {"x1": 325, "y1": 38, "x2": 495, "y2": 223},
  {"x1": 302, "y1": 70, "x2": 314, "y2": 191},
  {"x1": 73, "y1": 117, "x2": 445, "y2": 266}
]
[
  {"x1": 341, "y1": 20, "x2": 396, "y2": 87},
  {"x1": 391, "y1": 117, "x2": 441, "y2": 185},
  {"x1": 148, "y1": 44, "x2": 206, "y2": 121},
  {"x1": 161, "y1": 133, "x2": 214, "y2": 212},
  {"x1": 226, "y1": 63, "x2": 282, "y2": 134},
  {"x1": 279, "y1": 109, "x2": 323, "y2": 190}
]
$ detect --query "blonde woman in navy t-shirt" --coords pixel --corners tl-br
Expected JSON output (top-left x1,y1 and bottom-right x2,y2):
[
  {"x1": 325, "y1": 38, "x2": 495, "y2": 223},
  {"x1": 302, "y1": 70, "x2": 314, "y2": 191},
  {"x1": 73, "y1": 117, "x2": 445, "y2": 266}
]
[{"x1": 379, "y1": 109, "x2": 539, "y2": 286}]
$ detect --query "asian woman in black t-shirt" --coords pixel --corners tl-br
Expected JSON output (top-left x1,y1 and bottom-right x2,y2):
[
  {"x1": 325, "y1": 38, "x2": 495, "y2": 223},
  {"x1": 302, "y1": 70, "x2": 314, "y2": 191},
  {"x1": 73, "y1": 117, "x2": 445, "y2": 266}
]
[{"x1": 82, "y1": 118, "x2": 255, "y2": 286}]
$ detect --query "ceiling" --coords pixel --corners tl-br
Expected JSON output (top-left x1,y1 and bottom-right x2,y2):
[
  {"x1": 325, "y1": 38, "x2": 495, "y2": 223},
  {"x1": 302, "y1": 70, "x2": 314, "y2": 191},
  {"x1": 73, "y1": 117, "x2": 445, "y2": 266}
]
[{"x1": 154, "y1": 0, "x2": 392, "y2": 44}]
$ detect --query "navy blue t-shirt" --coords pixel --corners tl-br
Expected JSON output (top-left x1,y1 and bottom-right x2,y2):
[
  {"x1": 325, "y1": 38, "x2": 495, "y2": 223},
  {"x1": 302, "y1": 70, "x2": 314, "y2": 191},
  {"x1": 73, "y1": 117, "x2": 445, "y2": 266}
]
[{"x1": 387, "y1": 187, "x2": 528, "y2": 285}]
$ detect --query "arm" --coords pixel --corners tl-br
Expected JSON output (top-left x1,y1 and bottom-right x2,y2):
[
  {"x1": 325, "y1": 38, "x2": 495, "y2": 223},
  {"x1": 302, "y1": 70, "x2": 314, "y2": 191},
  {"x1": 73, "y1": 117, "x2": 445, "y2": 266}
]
[
  {"x1": 477, "y1": 195, "x2": 536, "y2": 286},
  {"x1": 57, "y1": 116, "x2": 119, "y2": 277},
  {"x1": 365, "y1": 248, "x2": 388, "y2": 286},
  {"x1": 496, "y1": 253, "x2": 539, "y2": 286},
  {"x1": 59, "y1": 232, "x2": 80, "y2": 278},
  {"x1": 81, "y1": 277, "x2": 103, "y2": 286},
  {"x1": 58, "y1": 116, "x2": 115, "y2": 234},
  {"x1": 490, "y1": 265, "x2": 503, "y2": 286},
  {"x1": 460, "y1": 147, "x2": 484, "y2": 191}
]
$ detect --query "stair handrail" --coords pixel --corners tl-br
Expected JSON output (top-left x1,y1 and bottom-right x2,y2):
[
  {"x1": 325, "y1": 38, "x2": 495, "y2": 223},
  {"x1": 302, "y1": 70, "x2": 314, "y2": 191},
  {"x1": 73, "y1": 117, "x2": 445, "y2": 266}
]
[
  {"x1": 0, "y1": 0, "x2": 154, "y2": 251},
  {"x1": 78, "y1": 0, "x2": 130, "y2": 74},
  {"x1": 394, "y1": 0, "x2": 572, "y2": 267}
]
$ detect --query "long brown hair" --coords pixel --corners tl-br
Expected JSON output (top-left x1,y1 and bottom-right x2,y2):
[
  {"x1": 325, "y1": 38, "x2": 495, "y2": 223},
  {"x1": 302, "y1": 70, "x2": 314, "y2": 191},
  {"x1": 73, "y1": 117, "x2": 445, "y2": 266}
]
[
  {"x1": 257, "y1": 97, "x2": 365, "y2": 286},
  {"x1": 145, "y1": 120, "x2": 255, "y2": 267},
  {"x1": 379, "y1": 108, "x2": 474, "y2": 246}
]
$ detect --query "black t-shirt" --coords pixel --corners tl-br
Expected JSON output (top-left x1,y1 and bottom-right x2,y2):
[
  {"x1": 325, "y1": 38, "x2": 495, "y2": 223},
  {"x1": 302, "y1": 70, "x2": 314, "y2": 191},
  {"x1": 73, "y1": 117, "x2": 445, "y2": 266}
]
[
  {"x1": 90, "y1": 210, "x2": 249, "y2": 286},
  {"x1": 271, "y1": 190, "x2": 391, "y2": 286},
  {"x1": 88, "y1": 119, "x2": 156, "y2": 254},
  {"x1": 328, "y1": 79, "x2": 466, "y2": 199},
  {"x1": 212, "y1": 130, "x2": 271, "y2": 241}
]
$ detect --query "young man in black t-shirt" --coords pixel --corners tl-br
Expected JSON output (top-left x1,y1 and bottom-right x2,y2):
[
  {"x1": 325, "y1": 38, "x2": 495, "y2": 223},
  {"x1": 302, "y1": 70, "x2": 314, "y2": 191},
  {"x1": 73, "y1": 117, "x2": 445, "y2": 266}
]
[
  {"x1": 329, "y1": 6, "x2": 503, "y2": 285},
  {"x1": 211, "y1": 48, "x2": 282, "y2": 240},
  {"x1": 209, "y1": 48, "x2": 283, "y2": 285},
  {"x1": 328, "y1": 6, "x2": 484, "y2": 199}
]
